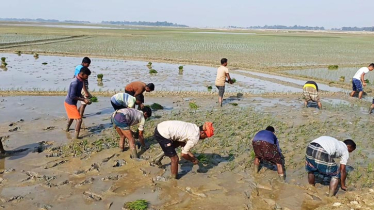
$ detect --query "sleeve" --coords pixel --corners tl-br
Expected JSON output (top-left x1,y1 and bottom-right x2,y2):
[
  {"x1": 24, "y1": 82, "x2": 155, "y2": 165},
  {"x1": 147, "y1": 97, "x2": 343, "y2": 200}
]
[
  {"x1": 138, "y1": 116, "x2": 145, "y2": 131},
  {"x1": 364, "y1": 68, "x2": 370, "y2": 74},
  {"x1": 225, "y1": 68, "x2": 229, "y2": 73},
  {"x1": 274, "y1": 136, "x2": 282, "y2": 153},
  {"x1": 127, "y1": 97, "x2": 135, "y2": 108},
  {"x1": 181, "y1": 140, "x2": 196, "y2": 154},
  {"x1": 340, "y1": 150, "x2": 349, "y2": 165}
]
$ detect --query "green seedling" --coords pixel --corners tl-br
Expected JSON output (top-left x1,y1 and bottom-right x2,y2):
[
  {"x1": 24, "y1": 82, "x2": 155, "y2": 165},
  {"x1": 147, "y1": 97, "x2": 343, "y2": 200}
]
[
  {"x1": 16, "y1": 51, "x2": 21, "y2": 56},
  {"x1": 90, "y1": 96, "x2": 98, "y2": 102},
  {"x1": 178, "y1": 65, "x2": 183, "y2": 70},
  {"x1": 149, "y1": 69, "x2": 158, "y2": 74},
  {"x1": 230, "y1": 103, "x2": 238, "y2": 106},
  {"x1": 189, "y1": 102, "x2": 198, "y2": 110},
  {"x1": 33, "y1": 53, "x2": 39, "y2": 59},
  {"x1": 339, "y1": 76, "x2": 345, "y2": 82},
  {"x1": 42, "y1": 62, "x2": 48, "y2": 65},
  {"x1": 147, "y1": 62, "x2": 152, "y2": 66},
  {"x1": 328, "y1": 65, "x2": 338, "y2": 70},
  {"x1": 1, "y1": 57, "x2": 5, "y2": 63},
  {"x1": 123, "y1": 199, "x2": 148, "y2": 210},
  {"x1": 197, "y1": 154, "x2": 209, "y2": 164},
  {"x1": 150, "y1": 103, "x2": 163, "y2": 110},
  {"x1": 231, "y1": 78, "x2": 237, "y2": 84},
  {"x1": 97, "y1": 74, "x2": 104, "y2": 81},
  {"x1": 365, "y1": 79, "x2": 370, "y2": 84},
  {"x1": 207, "y1": 86, "x2": 212, "y2": 91}
]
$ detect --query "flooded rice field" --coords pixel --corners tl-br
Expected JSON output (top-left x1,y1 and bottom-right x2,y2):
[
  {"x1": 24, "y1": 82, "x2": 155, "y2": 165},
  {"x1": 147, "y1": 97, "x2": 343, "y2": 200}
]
[{"x1": 0, "y1": 53, "x2": 309, "y2": 93}]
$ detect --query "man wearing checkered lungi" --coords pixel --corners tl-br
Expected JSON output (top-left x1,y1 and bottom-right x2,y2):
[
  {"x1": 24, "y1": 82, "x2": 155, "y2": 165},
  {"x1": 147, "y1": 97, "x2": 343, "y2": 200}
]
[
  {"x1": 303, "y1": 81, "x2": 322, "y2": 109},
  {"x1": 305, "y1": 136, "x2": 356, "y2": 197}
]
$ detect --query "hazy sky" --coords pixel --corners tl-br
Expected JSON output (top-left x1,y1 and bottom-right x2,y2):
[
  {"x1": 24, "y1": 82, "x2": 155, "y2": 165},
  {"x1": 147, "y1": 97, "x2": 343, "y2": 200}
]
[{"x1": 2, "y1": 0, "x2": 373, "y2": 28}]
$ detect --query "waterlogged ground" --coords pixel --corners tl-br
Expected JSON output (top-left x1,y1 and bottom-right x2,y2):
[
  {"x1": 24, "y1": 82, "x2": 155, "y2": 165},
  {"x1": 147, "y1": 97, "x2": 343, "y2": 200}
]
[
  {"x1": 1, "y1": 95, "x2": 374, "y2": 209},
  {"x1": 0, "y1": 53, "x2": 303, "y2": 94}
]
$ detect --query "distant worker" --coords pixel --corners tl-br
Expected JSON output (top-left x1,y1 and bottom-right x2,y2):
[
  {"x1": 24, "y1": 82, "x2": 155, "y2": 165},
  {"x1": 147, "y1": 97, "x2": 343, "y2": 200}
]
[
  {"x1": 252, "y1": 126, "x2": 285, "y2": 180},
  {"x1": 350, "y1": 63, "x2": 374, "y2": 99},
  {"x1": 74, "y1": 57, "x2": 92, "y2": 117},
  {"x1": 152, "y1": 121, "x2": 214, "y2": 179},
  {"x1": 65, "y1": 67, "x2": 91, "y2": 139},
  {"x1": 303, "y1": 81, "x2": 322, "y2": 109},
  {"x1": 125, "y1": 81, "x2": 155, "y2": 97},
  {"x1": 110, "y1": 93, "x2": 144, "y2": 110},
  {"x1": 305, "y1": 136, "x2": 356, "y2": 197},
  {"x1": 215, "y1": 58, "x2": 232, "y2": 107},
  {"x1": 111, "y1": 107, "x2": 152, "y2": 158}
]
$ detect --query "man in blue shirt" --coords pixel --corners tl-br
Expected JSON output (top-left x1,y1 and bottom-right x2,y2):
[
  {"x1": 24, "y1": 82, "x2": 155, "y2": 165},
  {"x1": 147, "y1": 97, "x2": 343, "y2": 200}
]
[
  {"x1": 65, "y1": 66, "x2": 91, "y2": 139},
  {"x1": 252, "y1": 126, "x2": 285, "y2": 180},
  {"x1": 74, "y1": 57, "x2": 92, "y2": 117}
]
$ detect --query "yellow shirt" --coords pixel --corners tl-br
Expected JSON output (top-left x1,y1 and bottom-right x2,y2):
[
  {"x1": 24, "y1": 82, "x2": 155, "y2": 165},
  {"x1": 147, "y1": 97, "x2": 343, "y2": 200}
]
[
  {"x1": 303, "y1": 84, "x2": 317, "y2": 90},
  {"x1": 215, "y1": 66, "x2": 229, "y2": 86}
]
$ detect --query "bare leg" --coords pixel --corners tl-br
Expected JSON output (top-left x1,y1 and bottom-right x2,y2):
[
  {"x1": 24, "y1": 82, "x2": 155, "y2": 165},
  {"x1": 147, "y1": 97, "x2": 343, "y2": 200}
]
[
  {"x1": 66, "y1": 119, "x2": 73, "y2": 132},
  {"x1": 79, "y1": 104, "x2": 87, "y2": 117},
  {"x1": 308, "y1": 172, "x2": 315, "y2": 186},
  {"x1": 218, "y1": 96, "x2": 223, "y2": 107},
  {"x1": 170, "y1": 155, "x2": 179, "y2": 179},
  {"x1": 350, "y1": 91, "x2": 356, "y2": 97},
  {"x1": 115, "y1": 127, "x2": 125, "y2": 151},
  {"x1": 0, "y1": 138, "x2": 5, "y2": 153},
  {"x1": 369, "y1": 104, "x2": 374, "y2": 114},
  {"x1": 74, "y1": 119, "x2": 82, "y2": 139},
  {"x1": 254, "y1": 157, "x2": 260, "y2": 173},
  {"x1": 329, "y1": 177, "x2": 339, "y2": 197},
  {"x1": 358, "y1": 91, "x2": 363, "y2": 99},
  {"x1": 304, "y1": 101, "x2": 308, "y2": 107},
  {"x1": 276, "y1": 163, "x2": 285, "y2": 180},
  {"x1": 317, "y1": 102, "x2": 322, "y2": 110},
  {"x1": 122, "y1": 129, "x2": 138, "y2": 158}
]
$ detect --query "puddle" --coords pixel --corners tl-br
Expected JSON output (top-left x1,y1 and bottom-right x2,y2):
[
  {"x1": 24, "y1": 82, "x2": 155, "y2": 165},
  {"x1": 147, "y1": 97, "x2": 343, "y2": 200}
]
[
  {"x1": 236, "y1": 70, "x2": 347, "y2": 92},
  {"x1": 286, "y1": 67, "x2": 374, "y2": 85},
  {"x1": 0, "y1": 53, "x2": 299, "y2": 94}
]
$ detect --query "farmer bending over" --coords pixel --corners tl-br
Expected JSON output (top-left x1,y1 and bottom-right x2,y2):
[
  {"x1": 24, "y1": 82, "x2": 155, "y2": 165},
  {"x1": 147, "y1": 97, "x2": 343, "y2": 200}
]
[
  {"x1": 110, "y1": 93, "x2": 144, "y2": 110},
  {"x1": 111, "y1": 107, "x2": 152, "y2": 158},
  {"x1": 306, "y1": 136, "x2": 356, "y2": 196},
  {"x1": 65, "y1": 66, "x2": 91, "y2": 139},
  {"x1": 303, "y1": 81, "x2": 322, "y2": 109},
  {"x1": 350, "y1": 64, "x2": 374, "y2": 99},
  {"x1": 252, "y1": 126, "x2": 285, "y2": 180},
  {"x1": 152, "y1": 121, "x2": 214, "y2": 179}
]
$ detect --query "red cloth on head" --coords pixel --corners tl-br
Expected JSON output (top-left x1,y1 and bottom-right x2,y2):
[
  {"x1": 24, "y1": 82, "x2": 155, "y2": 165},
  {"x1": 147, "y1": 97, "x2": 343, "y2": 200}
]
[{"x1": 204, "y1": 122, "x2": 214, "y2": 137}]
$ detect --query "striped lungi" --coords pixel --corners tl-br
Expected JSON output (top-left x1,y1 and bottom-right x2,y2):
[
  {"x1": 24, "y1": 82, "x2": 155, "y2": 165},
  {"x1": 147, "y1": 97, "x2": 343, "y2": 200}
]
[{"x1": 305, "y1": 142, "x2": 339, "y2": 178}]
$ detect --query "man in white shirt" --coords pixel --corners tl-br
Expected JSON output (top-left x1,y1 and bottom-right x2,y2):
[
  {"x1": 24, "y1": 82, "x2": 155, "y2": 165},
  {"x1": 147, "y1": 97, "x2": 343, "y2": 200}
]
[
  {"x1": 305, "y1": 136, "x2": 356, "y2": 197},
  {"x1": 350, "y1": 64, "x2": 374, "y2": 99},
  {"x1": 215, "y1": 58, "x2": 232, "y2": 107},
  {"x1": 152, "y1": 121, "x2": 214, "y2": 179},
  {"x1": 111, "y1": 107, "x2": 152, "y2": 158}
]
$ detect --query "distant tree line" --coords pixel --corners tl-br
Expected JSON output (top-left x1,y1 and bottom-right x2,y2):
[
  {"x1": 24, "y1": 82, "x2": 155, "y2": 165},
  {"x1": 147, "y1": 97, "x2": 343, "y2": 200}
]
[
  {"x1": 332, "y1": 27, "x2": 374, "y2": 31},
  {"x1": 234, "y1": 25, "x2": 325, "y2": 30},
  {"x1": 0, "y1": 18, "x2": 90, "y2": 24},
  {"x1": 102, "y1": 21, "x2": 188, "y2": 27}
]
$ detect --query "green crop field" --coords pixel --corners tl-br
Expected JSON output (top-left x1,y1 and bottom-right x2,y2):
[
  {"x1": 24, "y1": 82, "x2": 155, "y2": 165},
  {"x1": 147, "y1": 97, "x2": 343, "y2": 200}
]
[{"x1": 1, "y1": 23, "x2": 374, "y2": 70}]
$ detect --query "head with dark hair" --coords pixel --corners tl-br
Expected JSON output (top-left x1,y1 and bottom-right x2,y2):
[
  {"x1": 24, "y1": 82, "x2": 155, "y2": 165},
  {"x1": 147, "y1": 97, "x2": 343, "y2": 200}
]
[
  {"x1": 145, "y1": 83, "x2": 155, "y2": 92},
  {"x1": 82, "y1": 57, "x2": 91, "y2": 67},
  {"x1": 343, "y1": 139, "x2": 356, "y2": 152},
  {"x1": 79, "y1": 66, "x2": 91, "y2": 80},
  {"x1": 265, "y1": 126, "x2": 275, "y2": 133},
  {"x1": 221, "y1": 58, "x2": 228, "y2": 66},
  {"x1": 135, "y1": 94, "x2": 144, "y2": 104},
  {"x1": 369, "y1": 63, "x2": 374, "y2": 71},
  {"x1": 142, "y1": 106, "x2": 152, "y2": 119}
]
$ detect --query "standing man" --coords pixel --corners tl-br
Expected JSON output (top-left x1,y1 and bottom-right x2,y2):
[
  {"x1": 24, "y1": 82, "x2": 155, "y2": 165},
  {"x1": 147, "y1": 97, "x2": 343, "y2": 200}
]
[
  {"x1": 65, "y1": 67, "x2": 91, "y2": 139},
  {"x1": 152, "y1": 121, "x2": 214, "y2": 179},
  {"x1": 110, "y1": 93, "x2": 144, "y2": 110},
  {"x1": 303, "y1": 81, "x2": 322, "y2": 109},
  {"x1": 350, "y1": 64, "x2": 374, "y2": 99},
  {"x1": 305, "y1": 136, "x2": 356, "y2": 197},
  {"x1": 74, "y1": 57, "x2": 92, "y2": 117},
  {"x1": 252, "y1": 126, "x2": 285, "y2": 180},
  {"x1": 215, "y1": 58, "x2": 232, "y2": 107},
  {"x1": 111, "y1": 107, "x2": 152, "y2": 158}
]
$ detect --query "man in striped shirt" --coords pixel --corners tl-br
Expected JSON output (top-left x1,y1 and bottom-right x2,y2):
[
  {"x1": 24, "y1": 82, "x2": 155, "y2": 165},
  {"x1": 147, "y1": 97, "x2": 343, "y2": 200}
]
[{"x1": 110, "y1": 93, "x2": 144, "y2": 110}]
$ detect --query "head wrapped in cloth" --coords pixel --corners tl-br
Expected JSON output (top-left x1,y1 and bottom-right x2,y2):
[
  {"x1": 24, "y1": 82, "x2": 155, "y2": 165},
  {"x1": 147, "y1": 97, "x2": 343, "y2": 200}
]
[{"x1": 203, "y1": 122, "x2": 214, "y2": 137}]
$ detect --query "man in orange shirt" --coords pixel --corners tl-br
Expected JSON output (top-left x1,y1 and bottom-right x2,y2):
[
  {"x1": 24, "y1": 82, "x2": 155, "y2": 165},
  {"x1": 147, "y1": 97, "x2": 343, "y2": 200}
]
[{"x1": 125, "y1": 81, "x2": 154, "y2": 109}]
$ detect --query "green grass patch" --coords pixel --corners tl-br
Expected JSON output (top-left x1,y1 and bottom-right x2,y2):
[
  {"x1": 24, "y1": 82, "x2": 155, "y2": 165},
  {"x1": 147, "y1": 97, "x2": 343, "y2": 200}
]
[
  {"x1": 123, "y1": 199, "x2": 148, "y2": 210},
  {"x1": 328, "y1": 65, "x2": 339, "y2": 70},
  {"x1": 149, "y1": 69, "x2": 158, "y2": 74},
  {"x1": 189, "y1": 102, "x2": 198, "y2": 110},
  {"x1": 230, "y1": 103, "x2": 238, "y2": 106},
  {"x1": 197, "y1": 154, "x2": 209, "y2": 164}
]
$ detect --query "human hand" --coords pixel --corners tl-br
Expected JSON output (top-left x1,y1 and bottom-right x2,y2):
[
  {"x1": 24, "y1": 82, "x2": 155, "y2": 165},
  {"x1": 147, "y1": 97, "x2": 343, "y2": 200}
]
[
  {"x1": 84, "y1": 98, "x2": 91, "y2": 104},
  {"x1": 363, "y1": 82, "x2": 367, "y2": 87},
  {"x1": 341, "y1": 185, "x2": 347, "y2": 191},
  {"x1": 192, "y1": 158, "x2": 199, "y2": 165}
]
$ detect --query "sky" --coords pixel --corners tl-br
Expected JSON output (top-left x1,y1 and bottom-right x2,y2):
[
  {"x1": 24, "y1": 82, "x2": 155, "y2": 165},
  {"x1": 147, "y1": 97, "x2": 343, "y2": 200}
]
[{"x1": 2, "y1": 0, "x2": 373, "y2": 28}]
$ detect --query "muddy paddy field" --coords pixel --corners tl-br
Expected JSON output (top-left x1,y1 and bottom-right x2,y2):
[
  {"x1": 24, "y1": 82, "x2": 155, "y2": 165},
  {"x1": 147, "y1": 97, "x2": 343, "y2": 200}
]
[{"x1": 2, "y1": 26, "x2": 374, "y2": 209}]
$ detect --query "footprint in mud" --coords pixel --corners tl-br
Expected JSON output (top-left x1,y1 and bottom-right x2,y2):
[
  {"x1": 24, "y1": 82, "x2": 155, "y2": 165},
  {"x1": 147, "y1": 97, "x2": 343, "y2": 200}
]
[
  {"x1": 44, "y1": 160, "x2": 68, "y2": 169},
  {"x1": 43, "y1": 126, "x2": 55, "y2": 131},
  {"x1": 112, "y1": 159, "x2": 126, "y2": 167},
  {"x1": 8, "y1": 127, "x2": 20, "y2": 132},
  {"x1": 83, "y1": 191, "x2": 102, "y2": 201},
  {"x1": 75, "y1": 178, "x2": 95, "y2": 187}
]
